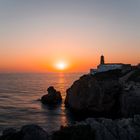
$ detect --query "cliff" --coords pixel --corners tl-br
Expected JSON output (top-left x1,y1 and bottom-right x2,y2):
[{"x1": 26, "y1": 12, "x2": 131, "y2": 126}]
[{"x1": 65, "y1": 69, "x2": 140, "y2": 118}]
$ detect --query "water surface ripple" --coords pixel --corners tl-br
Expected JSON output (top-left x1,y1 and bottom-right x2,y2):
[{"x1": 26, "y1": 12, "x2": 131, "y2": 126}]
[{"x1": 0, "y1": 73, "x2": 84, "y2": 132}]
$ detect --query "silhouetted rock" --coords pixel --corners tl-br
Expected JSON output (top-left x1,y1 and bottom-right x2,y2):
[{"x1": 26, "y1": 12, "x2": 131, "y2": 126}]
[
  {"x1": 0, "y1": 128, "x2": 17, "y2": 140},
  {"x1": 41, "y1": 86, "x2": 62, "y2": 105},
  {"x1": 20, "y1": 124, "x2": 48, "y2": 140},
  {"x1": 65, "y1": 72, "x2": 122, "y2": 118},
  {"x1": 82, "y1": 115, "x2": 140, "y2": 140},
  {"x1": 127, "y1": 69, "x2": 140, "y2": 82},
  {"x1": 0, "y1": 125, "x2": 49, "y2": 140},
  {"x1": 121, "y1": 83, "x2": 140, "y2": 117},
  {"x1": 119, "y1": 69, "x2": 140, "y2": 117},
  {"x1": 1, "y1": 116, "x2": 140, "y2": 140},
  {"x1": 65, "y1": 69, "x2": 140, "y2": 118},
  {"x1": 52, "y1": 125, "x2": 94, "y2": 140},
  {"x1": 52, "y1": 115, "x2": 140, "y2": 140},
  {"x1": 2, "y1": 128, "x2": 17, "y2": 136}
]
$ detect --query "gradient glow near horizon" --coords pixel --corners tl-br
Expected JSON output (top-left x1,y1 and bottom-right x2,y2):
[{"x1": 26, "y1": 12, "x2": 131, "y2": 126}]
[{"x1": 0, "y1": 0, "x2": 140, "y2": 73}]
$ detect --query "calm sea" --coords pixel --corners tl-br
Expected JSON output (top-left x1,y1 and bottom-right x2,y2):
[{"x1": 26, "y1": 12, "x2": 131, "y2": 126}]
[{"x1": 0, "y1": 73, "x2": 85, "y2": 133}]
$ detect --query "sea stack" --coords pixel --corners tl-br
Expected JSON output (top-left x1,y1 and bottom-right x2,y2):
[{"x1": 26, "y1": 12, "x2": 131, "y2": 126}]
[{"x1": 41, "y1": 86, "x2": 62, "y2": 105}]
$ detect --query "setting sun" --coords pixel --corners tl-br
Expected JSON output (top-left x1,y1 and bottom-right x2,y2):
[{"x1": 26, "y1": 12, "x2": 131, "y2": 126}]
[{"x1": 55, "y1": 61, "x2": 68, "y2": 71}]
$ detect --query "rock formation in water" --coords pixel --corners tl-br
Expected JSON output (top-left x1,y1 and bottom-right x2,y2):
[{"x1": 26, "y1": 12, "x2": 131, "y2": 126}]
[
  {"x1": 65, "y1": 68, "x2": 140, "y2": 118},
  {"x1": 41, "y1": 86, "x2": 62, "y2": 105},
  {"x1": 1, "y1": 115, "x2": 140, "y2": 140}
]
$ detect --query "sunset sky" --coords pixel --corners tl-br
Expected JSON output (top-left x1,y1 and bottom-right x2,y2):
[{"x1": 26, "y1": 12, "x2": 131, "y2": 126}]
[{"x1": 0, "y1": 0, "x2": 140, "y2": 73}]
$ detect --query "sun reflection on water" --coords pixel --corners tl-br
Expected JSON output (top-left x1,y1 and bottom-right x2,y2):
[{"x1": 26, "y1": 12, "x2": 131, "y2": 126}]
[{"x1": 0, "y1": 73, "x2": 84, "y2": 132}]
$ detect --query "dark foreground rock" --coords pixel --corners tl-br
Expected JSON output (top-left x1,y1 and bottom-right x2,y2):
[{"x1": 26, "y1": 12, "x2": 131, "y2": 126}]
[
  {"x1": 41, "y1": 86, "x2": 62, "y2": 105},
  {"x1": 0, "y1": 124, "x2": 48, "y2": 140},
  {"x1": 81, "y1": 115, "x2": 140, "y2": 140},
  {"x1": 65, "y1": 69, "x2": 140, "y2": 118},
  {"x1": 52, "y1": 125, "x2": 94, "y2": 140},
  {"x1": 52, "y1": 115, "x2": 140, "y2": 140},
  {"x1": 1, "y1": 115, "x2": 140, "y2": 140}
]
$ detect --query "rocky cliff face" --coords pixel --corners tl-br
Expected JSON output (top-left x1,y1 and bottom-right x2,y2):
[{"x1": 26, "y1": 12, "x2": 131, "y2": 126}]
[
  {"x1": 65, "y1": 69, "x2": 140, "y2": 118},
  {"x1": 121, "y1": 80, "x2": 140, "y2": 117}
]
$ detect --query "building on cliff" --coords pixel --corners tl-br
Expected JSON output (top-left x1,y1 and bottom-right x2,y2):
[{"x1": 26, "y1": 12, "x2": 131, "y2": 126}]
[{"x1": 90, "y1": 55, "x2": 131, "y2": 75}]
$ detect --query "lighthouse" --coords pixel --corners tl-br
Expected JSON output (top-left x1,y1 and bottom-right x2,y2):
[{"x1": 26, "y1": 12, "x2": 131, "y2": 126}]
[
  {"x1": 100, "y1": 55, "x2": 105, "y2": 65},
  {"x1": 90, "y1": 55, "x2": 131, "y2": 75}
]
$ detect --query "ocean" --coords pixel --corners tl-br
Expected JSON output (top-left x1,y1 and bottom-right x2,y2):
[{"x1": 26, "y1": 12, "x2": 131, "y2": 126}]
[{"x1": 0, "y1": 73, "x2": 85, "y2": 133}]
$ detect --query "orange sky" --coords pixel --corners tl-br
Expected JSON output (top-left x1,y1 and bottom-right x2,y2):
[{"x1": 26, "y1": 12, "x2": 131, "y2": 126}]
[
  {"x1": 0, "y1": 1, "x2": 140, "y2": 73},
  {"x1": 1, "y1": 35, "x2": 139, "y2": 73}
]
